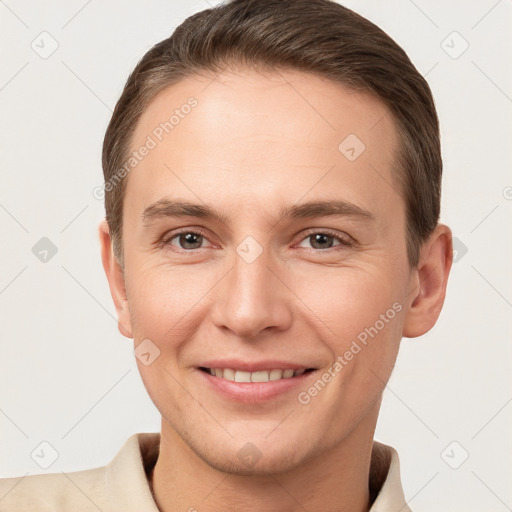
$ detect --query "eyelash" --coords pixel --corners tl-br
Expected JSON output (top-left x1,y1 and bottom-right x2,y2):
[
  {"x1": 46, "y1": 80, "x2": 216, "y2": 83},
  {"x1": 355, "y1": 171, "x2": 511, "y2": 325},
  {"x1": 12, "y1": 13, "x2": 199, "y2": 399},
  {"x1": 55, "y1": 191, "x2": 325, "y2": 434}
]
[{"x1": 159, "y1": 227, "x2": 354, "y2": 253}]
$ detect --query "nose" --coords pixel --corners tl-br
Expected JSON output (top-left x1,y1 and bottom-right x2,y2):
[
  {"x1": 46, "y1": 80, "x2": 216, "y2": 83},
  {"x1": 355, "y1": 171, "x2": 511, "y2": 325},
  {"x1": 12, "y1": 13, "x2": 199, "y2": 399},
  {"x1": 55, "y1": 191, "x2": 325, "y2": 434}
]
[{"x1": 210, "y1": 246, "x2": 293, "y2": 339}]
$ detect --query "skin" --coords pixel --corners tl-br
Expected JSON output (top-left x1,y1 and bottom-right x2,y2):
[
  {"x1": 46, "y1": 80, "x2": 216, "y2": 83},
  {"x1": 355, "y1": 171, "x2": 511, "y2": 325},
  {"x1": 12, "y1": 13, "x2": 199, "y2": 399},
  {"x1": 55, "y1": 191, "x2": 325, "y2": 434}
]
[{"x1": 99, "y1": 69, "x2": 452, "y2": 512}]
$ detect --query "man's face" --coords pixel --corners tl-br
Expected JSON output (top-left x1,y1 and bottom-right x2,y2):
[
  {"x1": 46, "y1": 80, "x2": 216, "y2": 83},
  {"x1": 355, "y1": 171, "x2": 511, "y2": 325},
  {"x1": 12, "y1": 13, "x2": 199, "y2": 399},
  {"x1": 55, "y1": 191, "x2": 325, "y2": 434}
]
[{"x1": 118, "y1": 69, "x2": 414, "y2": 474}]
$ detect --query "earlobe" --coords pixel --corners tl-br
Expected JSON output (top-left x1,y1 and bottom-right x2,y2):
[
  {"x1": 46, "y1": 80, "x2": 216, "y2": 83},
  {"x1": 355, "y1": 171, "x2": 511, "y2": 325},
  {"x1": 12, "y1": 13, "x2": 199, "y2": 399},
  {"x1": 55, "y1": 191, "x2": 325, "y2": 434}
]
[
  {"x1": 98, "y1": 220, "x2": 133, "y2": 338},
  {"x1": 402, "y1": 224, "x2": 453, "y2": 338}
]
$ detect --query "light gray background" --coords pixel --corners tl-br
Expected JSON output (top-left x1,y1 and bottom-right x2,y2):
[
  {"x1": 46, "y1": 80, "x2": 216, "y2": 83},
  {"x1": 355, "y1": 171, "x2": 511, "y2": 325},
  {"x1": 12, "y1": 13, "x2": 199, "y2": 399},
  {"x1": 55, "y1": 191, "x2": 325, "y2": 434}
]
[{"x1": 1, "y1": 1, "x2": 511, "y2": 510}]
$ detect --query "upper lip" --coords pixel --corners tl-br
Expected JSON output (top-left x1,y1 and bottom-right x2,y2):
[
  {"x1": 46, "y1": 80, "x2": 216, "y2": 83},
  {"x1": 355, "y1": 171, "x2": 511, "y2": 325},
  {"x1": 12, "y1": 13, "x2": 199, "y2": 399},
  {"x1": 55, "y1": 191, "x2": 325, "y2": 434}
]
[{"x1": 198, "y1": 359, "x2": 314, "y2": 372}]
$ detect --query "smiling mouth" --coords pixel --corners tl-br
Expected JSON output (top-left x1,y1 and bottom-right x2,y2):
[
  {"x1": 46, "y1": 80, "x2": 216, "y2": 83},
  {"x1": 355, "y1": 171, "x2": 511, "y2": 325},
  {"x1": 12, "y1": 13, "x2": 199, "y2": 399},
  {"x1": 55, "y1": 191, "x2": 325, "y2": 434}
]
[{"x1": 199, "y1": 367, "x2": 315, "y2": 383}]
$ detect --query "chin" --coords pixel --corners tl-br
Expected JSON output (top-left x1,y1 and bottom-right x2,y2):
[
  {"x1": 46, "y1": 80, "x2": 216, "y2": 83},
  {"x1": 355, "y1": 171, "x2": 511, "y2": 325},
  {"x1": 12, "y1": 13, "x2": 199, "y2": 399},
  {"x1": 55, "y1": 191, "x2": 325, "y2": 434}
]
[{"x1": 195, "y1": 442, "x2": 308, "y2": 476}]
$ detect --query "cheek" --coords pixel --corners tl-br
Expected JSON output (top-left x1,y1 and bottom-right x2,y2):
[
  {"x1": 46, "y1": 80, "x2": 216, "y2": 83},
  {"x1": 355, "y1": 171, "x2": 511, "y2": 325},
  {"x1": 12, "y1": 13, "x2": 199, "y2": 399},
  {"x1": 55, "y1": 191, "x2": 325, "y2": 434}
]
[
  {"x1": 291, "y1": 263, "x2": 404, "y2": 347},
  {"x1": 297, "y1": 269, "x2": 404, "y2": 429},
  {"x1": 125, "y1": 260, "x2": 213, "y2": 340},
  {"x1": 292, "y1": 264, "x2": 405, "y2": 409}
]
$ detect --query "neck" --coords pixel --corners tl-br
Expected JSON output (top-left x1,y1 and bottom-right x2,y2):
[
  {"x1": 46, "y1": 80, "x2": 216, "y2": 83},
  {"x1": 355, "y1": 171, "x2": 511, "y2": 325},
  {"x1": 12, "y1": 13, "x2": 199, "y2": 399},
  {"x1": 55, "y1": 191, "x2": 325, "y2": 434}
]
[{"x1": 151, "y1": 404, "x2": 380, "y2": 512}]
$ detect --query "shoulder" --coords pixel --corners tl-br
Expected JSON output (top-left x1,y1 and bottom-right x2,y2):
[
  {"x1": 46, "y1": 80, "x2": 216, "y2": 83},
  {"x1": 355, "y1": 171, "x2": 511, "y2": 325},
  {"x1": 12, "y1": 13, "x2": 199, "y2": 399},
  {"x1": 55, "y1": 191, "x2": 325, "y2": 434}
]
[
  {"x1": 0, "y1": 465, "x2": 108, "y2": 511},
  {"x1": 0, "y1": 433, "x2": 160, "y2": 512}
]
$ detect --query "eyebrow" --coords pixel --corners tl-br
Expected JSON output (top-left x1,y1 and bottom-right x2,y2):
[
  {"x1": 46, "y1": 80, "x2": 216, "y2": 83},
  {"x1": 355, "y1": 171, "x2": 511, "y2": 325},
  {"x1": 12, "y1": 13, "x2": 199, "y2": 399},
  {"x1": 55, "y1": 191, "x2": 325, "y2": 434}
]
[{"x1": 141, "y1": 199, "x2": 375, "y2": 226}]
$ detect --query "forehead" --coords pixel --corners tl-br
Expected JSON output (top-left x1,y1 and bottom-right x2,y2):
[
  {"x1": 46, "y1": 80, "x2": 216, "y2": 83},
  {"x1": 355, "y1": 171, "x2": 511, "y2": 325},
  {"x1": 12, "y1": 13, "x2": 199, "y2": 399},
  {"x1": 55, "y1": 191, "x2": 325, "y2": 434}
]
[{"x1": 124, "y1": 68, "x2": 401, "y2": 223}]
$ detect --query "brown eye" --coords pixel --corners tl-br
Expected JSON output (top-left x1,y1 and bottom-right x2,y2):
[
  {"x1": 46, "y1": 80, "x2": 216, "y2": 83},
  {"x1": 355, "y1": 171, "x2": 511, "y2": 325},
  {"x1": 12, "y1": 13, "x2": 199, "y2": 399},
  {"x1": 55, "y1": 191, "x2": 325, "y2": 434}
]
[
  {"x1": 308, "y1": 233, "x2": 337, "y2": 249},
  {"x1": 297, "y1": 231, "x2": 349, "y2": 250},
  {"x1": 169, "y1": 232, "x2": 205, "y2": 250}
]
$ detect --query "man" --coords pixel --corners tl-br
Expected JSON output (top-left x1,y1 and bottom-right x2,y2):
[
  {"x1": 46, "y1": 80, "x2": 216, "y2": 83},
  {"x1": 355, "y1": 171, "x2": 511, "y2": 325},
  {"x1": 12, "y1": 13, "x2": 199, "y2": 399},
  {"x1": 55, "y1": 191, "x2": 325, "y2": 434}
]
[{"x1": 0, "y1": 0, "x2": 452, "y2": 510}]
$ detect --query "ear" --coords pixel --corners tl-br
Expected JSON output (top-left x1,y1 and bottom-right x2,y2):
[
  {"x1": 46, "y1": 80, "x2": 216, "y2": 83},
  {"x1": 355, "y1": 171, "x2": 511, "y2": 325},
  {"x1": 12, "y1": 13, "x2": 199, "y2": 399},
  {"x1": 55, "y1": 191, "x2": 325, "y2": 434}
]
[
  {"x1": 402, "y1": 223, "x2": 453, "y2": 338},
  {"x1": 98, "y1": 219, "x2": 133, "y2": 338}
]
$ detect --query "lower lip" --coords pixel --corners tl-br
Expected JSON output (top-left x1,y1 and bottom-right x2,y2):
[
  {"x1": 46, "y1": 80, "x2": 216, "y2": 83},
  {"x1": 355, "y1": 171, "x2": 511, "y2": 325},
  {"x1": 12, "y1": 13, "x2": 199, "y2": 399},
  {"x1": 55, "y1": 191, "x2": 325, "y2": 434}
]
[{"x1": 196, "y1": 369, "x2": 315, "y2": 403}]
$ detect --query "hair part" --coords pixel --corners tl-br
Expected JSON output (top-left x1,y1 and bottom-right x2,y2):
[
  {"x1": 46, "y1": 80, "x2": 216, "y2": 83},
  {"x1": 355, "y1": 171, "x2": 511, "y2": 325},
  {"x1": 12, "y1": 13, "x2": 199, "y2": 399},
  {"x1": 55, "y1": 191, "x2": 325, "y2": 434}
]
[{"x1": 102, "y1": 0, "x2": 441, "y2": 267}]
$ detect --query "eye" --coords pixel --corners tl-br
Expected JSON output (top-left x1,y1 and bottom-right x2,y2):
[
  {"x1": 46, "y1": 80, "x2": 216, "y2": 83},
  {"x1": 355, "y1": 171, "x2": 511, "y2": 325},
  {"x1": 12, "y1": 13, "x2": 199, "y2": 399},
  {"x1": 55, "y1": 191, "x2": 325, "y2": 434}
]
[
  {"x1": 297, "y1": 231, "x2": 352, "y2": 250},
  {"x1": 160, "y1": 228, "x2": 353, "y2": 253},
  {"x1": 164, "y1": 230, "x2": 210, "y2": 251}
]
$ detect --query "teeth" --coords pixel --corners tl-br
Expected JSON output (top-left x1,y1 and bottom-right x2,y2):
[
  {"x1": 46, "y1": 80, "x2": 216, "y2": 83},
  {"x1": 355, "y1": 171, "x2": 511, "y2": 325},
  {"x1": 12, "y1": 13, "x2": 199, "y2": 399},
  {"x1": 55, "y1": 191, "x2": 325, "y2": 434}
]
[
  {"x1": 234, "y1": 370, "x2": 251, "y2": 383},
  {"x1": 269, "y1": 369, "x2": 283, "y2": 381},
  {"x1": 223, "y1": 368, "x2": 235, "y2": 381},
  {"x1": 251, "y1": 370, "x2": 269, "y2": 382},
  {"x1": 206, "y1": 367, "x2": 308, "y2": 382}
]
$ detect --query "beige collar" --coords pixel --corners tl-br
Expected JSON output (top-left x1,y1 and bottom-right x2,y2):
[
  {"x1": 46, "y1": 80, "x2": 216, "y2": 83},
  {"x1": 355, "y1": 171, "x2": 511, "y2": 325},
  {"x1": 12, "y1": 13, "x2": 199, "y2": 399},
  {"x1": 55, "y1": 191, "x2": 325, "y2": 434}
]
[{"x1": 105, "y1": 433, "x2": 410, "y2": 512}]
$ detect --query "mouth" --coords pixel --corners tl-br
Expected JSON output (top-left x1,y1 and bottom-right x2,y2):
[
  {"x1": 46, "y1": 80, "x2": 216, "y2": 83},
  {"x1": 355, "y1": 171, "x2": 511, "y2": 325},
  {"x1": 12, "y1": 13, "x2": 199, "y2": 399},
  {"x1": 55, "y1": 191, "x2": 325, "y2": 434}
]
[
  {"x1": 199, "y1": 367, "x2": 316, "y2": 382},
  {"x1": 196, "y1": 364, "x2": 317, "y2": 403}
]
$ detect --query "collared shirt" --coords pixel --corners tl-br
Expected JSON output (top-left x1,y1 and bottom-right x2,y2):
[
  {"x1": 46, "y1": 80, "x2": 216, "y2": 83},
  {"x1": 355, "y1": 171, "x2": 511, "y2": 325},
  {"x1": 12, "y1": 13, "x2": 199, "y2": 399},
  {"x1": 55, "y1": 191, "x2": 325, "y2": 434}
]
[{"x1": 0, "y1": 433, "x2": 411, "y2": 511}]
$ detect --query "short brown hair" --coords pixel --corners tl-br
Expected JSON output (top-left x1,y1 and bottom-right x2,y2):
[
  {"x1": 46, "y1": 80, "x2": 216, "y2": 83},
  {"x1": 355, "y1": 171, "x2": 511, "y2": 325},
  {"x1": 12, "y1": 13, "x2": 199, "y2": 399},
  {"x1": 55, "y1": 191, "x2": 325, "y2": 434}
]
[{"x1": 102, "y1": 0, "x2": 441, "y2": 267}]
